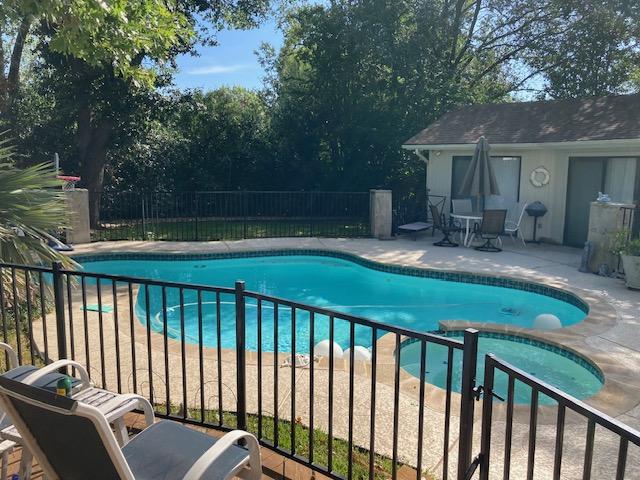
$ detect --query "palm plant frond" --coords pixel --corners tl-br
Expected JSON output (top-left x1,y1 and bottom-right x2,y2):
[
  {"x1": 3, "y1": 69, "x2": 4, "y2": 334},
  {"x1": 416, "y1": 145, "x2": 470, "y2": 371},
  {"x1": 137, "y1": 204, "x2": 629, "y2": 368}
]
[{"x1": 0, "y1": 135, "x2": 77, "y2": 286}]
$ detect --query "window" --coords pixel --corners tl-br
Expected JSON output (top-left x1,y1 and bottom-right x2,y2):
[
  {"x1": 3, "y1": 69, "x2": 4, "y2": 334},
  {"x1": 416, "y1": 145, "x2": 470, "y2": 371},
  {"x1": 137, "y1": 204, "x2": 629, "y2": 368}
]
[{"x1": 451, "y1": 156, "x2": 521, "y2": 213}]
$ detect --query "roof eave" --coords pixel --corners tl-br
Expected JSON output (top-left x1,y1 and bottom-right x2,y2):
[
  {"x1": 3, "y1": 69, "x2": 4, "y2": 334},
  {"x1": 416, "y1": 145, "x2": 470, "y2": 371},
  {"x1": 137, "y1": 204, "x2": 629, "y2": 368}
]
[{"x1": 402, "y1": 138, "x2": 640, "y2": 151}]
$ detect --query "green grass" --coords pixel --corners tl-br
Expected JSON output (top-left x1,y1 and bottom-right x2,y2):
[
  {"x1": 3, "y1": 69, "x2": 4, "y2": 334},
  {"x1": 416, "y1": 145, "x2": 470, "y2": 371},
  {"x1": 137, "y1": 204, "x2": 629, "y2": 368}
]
[
  {"x1": 93, "y1": 219, "x2": 370, "y2": 241},
  {"x1": 155, "y1": 404, "x2": 434, "y2": 479}
]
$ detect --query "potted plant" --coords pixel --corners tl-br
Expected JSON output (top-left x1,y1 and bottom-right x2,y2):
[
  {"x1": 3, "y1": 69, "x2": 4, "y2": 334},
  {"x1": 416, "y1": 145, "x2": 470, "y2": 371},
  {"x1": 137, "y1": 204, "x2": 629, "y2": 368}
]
[{"x1": 610, "y1": 229, "x2": 640, "y2": 289}]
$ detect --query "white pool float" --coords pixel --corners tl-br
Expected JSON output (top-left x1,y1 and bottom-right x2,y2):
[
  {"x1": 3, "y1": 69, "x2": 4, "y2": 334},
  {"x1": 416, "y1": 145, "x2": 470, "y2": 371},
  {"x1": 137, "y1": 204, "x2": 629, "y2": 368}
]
[
  {"x1": 343, "y1": 345, "x2": 372, "y2": 362},
  {"x1": 314, "y1": 340, "x2": 344, "y2": 359},
  {"x1": 533, "y1": 313, "x2": 562, "y2": 330}
]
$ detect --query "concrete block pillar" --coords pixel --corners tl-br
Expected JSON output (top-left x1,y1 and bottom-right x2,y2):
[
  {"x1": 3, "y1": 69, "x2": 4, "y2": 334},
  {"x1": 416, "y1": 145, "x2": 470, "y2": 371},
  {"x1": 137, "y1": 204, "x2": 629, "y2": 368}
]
[
  {"x1": 65, "y1": 189, "x2": 91, "y2": 244},
  {"x1": 370, "y1": 189, "x2": 392, "y2": 239},
  {"x1": 587, "y1": 201, "x2": 634, "y2": 273}
]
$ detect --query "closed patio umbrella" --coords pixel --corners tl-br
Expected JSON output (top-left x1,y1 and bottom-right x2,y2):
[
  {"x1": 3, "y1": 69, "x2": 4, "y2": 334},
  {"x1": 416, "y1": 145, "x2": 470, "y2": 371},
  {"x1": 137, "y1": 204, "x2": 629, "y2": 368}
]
[{"x1": 458, "y1": 136, "x2": 500, "y2": 210}]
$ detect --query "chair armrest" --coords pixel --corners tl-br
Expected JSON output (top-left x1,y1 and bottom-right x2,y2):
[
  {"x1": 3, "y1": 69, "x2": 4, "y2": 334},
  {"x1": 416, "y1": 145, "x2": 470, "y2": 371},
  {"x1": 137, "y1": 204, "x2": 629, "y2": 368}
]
[
  {"x1": 0, "y1": 343, "x2": 18, "y2": 370},
  {"x1": 183, "y1": 430, "x2": 262, "y2": 480},
  {"x1": 99, "y1": 393, "x2": 155, "y2": 428},
  {"x1": 22, "y1": 360, "x2": 92, "y2": 390}
]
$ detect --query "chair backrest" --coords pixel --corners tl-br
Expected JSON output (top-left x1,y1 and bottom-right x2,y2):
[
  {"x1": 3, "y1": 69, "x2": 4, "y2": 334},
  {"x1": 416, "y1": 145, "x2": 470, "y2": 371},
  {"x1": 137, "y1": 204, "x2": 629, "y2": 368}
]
[
  {"x1": 512, "y1": 201, "x2": 528, "y2": 226},
  {"x1": 429, "y1": 204, "x2": 443, "y2": 228},
  {"x1": 0, "y1": 376, "x2": 134, "y2": 480},
  {"x1": 452, "y1": 198, "x2": 473, "y2": 214},
  {"x1": 479, "y1": 209, "x2": 507, "y2": 235},
  {"x1": 484, "y1": 195, "x2": 506, "y2": 210}
]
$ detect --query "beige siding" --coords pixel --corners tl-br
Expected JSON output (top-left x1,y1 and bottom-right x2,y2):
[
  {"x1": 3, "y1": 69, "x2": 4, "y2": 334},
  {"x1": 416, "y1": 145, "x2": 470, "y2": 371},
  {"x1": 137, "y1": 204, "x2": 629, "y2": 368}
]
[{"x1": 424, "y1": 145, "x2": 639, "y2": 244}]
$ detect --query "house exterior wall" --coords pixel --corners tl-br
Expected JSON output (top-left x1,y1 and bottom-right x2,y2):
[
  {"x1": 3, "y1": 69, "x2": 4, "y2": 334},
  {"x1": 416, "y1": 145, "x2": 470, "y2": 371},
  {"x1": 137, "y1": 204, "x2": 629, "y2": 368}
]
[{"x1": 424, "y1": 144, "x2": 640, "y2": 244}]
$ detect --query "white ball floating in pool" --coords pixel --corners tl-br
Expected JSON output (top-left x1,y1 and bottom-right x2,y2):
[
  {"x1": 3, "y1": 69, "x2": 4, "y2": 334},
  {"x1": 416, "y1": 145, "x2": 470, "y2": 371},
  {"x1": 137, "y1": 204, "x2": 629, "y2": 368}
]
[
  {"x1": 314, "y1": 340, "x2": 344, "y2": 359},
  {"x1": 533, "y1": 313, "x2": 562, "y2": 330},
  {"x1": 343, "y1": 346, "x2": 372, "y2": 363}
]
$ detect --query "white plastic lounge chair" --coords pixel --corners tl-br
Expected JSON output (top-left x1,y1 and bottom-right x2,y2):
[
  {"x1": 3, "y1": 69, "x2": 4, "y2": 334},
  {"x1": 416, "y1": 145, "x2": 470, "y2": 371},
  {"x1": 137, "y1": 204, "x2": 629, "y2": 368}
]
[
  {"x1": 504, "y1": 202, "x2": 528, "y2": 246},
  {"x1": 0, "y1": 376, "x2": 262, "y2": 480},
  {"x1": 0, "y1": 342, "x2": 155, "y2": 478},
  {"x1": 0, "y1": 342, "x2": 87, "y2": 479}
]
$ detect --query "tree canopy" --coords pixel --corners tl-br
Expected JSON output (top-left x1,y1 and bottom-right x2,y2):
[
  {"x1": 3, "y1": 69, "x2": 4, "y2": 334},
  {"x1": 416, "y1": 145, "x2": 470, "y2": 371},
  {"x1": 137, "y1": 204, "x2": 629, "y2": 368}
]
[{"x1": 1, "y1": 0, "x2": 639, "y2": 224}]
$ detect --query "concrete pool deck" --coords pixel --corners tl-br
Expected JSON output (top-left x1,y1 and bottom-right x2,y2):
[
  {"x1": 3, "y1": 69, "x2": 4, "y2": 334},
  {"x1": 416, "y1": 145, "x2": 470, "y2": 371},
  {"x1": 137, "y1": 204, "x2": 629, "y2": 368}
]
[{"x1": 47, "y1": 237, "x2": 640, "y2": 478}]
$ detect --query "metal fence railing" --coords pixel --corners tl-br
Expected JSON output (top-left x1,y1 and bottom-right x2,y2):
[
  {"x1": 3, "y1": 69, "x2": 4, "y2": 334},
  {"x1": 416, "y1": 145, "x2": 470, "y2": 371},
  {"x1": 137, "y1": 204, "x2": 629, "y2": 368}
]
[
  {"x1": 478, "y1": 354, "x2": 640, "y2": 480},
  {"x1": 1, "y1": 260, "x2": 639, "y2": 479},
  {"x1": 93, "y1": 191, "x2": 371, "y2": 241},
  {"x1": 0, "y1": 261, "x2": 475, "y2": 480}
]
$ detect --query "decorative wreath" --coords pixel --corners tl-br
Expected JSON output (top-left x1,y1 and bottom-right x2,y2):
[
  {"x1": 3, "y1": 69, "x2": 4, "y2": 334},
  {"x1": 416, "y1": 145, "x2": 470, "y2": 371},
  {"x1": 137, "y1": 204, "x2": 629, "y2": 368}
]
[{"x1": 530, "y1": 166, "x2": 550, "y2": 187}]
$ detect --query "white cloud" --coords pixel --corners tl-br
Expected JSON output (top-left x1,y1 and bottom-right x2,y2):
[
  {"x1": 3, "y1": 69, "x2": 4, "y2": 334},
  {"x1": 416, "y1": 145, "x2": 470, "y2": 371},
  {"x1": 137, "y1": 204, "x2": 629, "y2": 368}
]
[{"x1": 187, "y1": 64, "x2": 251, "y2": 75}]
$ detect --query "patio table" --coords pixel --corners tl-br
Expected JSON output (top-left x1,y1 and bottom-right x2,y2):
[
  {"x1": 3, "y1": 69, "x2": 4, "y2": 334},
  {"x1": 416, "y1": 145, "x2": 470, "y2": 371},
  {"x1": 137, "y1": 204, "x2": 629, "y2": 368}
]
[{"x1": 450, "y1": 212, "x2": 482, "y2": 247}]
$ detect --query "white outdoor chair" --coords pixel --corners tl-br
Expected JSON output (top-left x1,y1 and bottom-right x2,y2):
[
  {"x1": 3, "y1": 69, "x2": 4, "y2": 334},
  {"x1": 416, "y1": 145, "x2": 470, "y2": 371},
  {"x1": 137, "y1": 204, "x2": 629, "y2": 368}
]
[
  {"x1": 0, "y1": 342, "x2": 155, "y2": 479},
  {"x1": 0, "y1": 376, "x2": 262, "y2": 480},
  {"x1": 452, "y1": 198, "x2": 473, "y2": 214},
  {"x1": 505, "y1": 202, "x2": 528, "y2": 246}
]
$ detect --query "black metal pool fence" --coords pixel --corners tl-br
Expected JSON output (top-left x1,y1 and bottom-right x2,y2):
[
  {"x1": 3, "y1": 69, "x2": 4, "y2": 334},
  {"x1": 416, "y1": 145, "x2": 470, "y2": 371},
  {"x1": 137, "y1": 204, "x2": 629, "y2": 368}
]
[
  {"x1": 0, "y1": 261, "x2": 638, "y2": 479},
  {"x1": 93, "y1": 191, "x2": 371, "y2": 241}
]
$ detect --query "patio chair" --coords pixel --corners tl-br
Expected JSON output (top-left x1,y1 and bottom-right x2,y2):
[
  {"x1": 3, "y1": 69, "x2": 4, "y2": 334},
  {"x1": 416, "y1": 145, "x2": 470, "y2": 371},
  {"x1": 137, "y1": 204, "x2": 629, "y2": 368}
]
[
  {"x1": 504, "y1": 202, "x2": 528, "y2": 246},
  {"x1": 430, "y1": 204, "x2": 460, "y2": 247},
  {"x1": 0, "y1": 376, "x2": 262, "y2": 480},
  {"x1": 473, "y1": 209, "x2": 507, "y2": 252},
  {"x1": 0, "y1": 342, "x2": 156, "y2": 478},
  {"x1": 397, "y1": 195, "x2": 447, "y2": 240},
  {"x1": 451, "y1": 198, "x2": 473, "y2": 214},
  {"x1": 0, "y1": 342, "x2": 85, "y2": 479},
  {"x1": 451, "y1": 198, "x2": 476, "y2": 239}
]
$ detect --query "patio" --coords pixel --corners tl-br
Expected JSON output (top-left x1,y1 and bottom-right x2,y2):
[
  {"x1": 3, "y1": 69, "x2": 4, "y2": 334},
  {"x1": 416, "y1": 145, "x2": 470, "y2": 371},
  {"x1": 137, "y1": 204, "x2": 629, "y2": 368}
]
[{"x1": 56, "y1": 236, "x2": 640, "y2": 478}]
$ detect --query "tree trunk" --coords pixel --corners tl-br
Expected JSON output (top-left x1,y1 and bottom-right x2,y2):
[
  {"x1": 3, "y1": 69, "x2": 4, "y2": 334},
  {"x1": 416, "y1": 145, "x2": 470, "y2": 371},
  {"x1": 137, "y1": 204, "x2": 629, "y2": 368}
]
[
  {"x1": 76, "y1": 105, "x2": 114, "y2": 228},
  {"x1": 7, "y1": 18, "x2": 31, "y2": 96}
]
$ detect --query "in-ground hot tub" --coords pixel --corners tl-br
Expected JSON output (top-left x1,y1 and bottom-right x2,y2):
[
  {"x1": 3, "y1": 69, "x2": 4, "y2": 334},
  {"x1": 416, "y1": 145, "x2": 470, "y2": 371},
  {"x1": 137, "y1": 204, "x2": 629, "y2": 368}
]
[{"x1": 400, "y1": 331, "x2": 603, "y2": 404}]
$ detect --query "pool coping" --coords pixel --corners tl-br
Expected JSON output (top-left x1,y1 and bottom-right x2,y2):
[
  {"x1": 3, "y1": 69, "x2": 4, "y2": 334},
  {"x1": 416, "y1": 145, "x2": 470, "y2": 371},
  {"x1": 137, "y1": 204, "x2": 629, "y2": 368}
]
[{"x1": 68, "y1": 245, "x2": 635, "y2": 422}]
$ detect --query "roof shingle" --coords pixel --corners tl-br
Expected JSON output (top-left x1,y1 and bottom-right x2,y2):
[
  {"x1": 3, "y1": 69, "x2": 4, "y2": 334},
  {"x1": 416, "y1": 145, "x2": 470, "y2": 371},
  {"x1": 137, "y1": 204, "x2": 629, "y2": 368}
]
[{"x1": 403, "y1": 94, "x2": 640, "y2": 146}]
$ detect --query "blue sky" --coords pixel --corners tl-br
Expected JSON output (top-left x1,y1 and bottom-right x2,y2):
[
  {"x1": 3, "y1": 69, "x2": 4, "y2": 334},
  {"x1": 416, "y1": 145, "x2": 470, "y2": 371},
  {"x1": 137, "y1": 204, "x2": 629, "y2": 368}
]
[{"x1": 172, "y1": 17, "x2": 283, "y2": 91}]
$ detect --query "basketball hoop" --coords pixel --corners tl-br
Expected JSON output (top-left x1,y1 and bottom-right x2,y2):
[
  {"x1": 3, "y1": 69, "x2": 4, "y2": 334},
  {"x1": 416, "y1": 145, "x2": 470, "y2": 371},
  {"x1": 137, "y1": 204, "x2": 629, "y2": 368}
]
[
  {"x1": 53, "y1": 153, "x2": 81, "y2": 190},
  {"x1": 57, "y1": 175, "x2": 81, "y2": 191}
]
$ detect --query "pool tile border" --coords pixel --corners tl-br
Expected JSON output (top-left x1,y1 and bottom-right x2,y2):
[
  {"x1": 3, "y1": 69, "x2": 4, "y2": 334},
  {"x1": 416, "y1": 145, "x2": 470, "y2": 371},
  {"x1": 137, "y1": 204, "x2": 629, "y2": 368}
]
[{"x1": 73, "y1": 249, "x2": 589, "y2": 314}]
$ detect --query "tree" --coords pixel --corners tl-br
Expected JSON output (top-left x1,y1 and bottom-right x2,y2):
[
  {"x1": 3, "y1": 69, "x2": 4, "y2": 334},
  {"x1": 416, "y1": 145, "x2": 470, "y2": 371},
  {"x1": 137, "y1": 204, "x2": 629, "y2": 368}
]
[
  {"x1": 107, "y1": 88, "x2": 275, "y2": 193},
  {"x1": 1, "y1": 0, "x2": 273, "y2": 225},
  {"x1": 524, "y1": 0, "x2": 640, "y2": 98}
]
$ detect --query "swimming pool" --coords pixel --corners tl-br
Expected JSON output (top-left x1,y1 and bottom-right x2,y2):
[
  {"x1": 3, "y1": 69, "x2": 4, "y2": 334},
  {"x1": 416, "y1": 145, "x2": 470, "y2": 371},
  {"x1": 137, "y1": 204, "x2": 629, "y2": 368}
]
[
  {"x1": 79, "y1": 252, "x2": 587, "y2": 353},
  {"x1": 399, "y1": 332, "x2": 603, "y2": 403}
]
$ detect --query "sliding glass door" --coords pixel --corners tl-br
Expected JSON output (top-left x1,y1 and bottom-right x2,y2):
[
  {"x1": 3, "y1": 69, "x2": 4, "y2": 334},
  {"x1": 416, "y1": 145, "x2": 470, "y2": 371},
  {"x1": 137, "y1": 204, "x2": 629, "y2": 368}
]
[{"x1": 565, "y1": 156, "x2": 639, "y2": 246}]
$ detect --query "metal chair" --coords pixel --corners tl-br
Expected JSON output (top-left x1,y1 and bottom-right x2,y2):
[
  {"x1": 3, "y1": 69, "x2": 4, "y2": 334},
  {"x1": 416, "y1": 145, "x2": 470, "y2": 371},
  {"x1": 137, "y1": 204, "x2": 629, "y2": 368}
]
[
  {"x1": 452, "y1": 198, "x2": 473, "y2": 214},
  {"x1": 474, "y1": 209, "x2": 507, "y2": 252},
  {"x1": 505, "y1": 202, "x2": 528, "y2": 246},
  {"x1": 396, "y1": 195, "x2": 447, "y2": 240},
  {"x1": 430, "y1": 204, "x2": 460, "y2": 247}
]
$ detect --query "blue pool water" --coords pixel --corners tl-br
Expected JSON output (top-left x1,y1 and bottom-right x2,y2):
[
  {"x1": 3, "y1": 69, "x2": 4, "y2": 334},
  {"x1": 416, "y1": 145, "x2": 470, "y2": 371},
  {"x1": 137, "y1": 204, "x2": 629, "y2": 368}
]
[
  {"x1": 399, "y1": 333, "x2": 603, "y2": 403},
  {"x1": 80, "y1": 254, "x2": 586, "y2": 353}
]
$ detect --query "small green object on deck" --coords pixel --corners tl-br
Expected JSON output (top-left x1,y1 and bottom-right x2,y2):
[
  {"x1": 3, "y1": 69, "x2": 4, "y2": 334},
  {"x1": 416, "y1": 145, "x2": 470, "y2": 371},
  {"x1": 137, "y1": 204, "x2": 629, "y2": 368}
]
[
  {"x1": 81, "y1": 304, "x2": 114, "y2": 313},
  {"x1": 56, "y1": 376, "x2": 72, "y2": 397}
]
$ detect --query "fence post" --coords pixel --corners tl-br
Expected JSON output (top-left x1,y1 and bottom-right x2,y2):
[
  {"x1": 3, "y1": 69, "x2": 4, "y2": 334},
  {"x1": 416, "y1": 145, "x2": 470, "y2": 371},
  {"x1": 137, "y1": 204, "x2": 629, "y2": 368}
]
[
  {"x1": 235, "y1": 281, "x2": 248, "y2": 431},
  {"x1": 479, "y1": 354, "x2": 496, "y2": 480},
  {"x1": 369, "y1": 189, "x2": 393, "y2": 239},
  {"x1": 242, "y1": 192, "x2": 248, "y2": 239},
  {"x1": 141, "y1": 195, "x2": 147, "y2": 238},
  {"x1": 52, "y1": 261, "x2": 67, "y2": 368},
  {"x1": 457, "y1": 328, "x2": 479, "y2": 480},
  {"x1": 194, "y1": 193, "x2": 199, "y2": 241}
]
